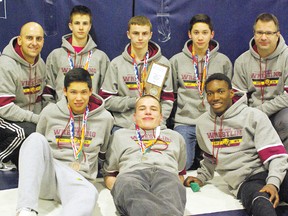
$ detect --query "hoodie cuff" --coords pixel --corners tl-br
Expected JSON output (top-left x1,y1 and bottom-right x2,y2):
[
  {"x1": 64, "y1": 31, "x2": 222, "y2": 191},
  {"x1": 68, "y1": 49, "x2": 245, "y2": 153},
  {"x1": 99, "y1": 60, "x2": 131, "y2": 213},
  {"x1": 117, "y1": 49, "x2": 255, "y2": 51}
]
[
  {"x1": 266, "y1": 176, "x2": 281, "y2": 191},
  {"x1": 30, "y1": 113, "x2": 39, "y2": 124},
  {"x1": 128, "y1": 97, "x2": 137, "y2": 109}
]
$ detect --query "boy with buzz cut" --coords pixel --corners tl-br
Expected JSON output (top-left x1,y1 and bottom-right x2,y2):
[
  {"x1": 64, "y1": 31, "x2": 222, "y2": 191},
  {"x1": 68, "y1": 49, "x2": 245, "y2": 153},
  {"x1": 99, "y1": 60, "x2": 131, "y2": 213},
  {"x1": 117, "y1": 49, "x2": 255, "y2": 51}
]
[
  {"x1": 16, "y1": 68, "x2": 114, "y2": 216},
  {"x1": 103, "y1": 94, "x2": 186, "y2": 216},
  {"x1": 170, "y1": 14, "x2": 232, "y2": 170},
  {"x1": 99, "y1": 15, "x2": 174, "y2": 132},
  {"x1": 45, "y1": 5, "x2": 110, "y2": 102}
]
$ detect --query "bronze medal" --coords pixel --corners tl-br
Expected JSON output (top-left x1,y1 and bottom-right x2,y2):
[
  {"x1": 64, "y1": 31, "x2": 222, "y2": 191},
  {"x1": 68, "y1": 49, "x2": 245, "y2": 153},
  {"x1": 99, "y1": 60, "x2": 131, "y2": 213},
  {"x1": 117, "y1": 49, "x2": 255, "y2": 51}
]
[{"x1": 70, "y1": 161, "x2": 80, "y2": 171}]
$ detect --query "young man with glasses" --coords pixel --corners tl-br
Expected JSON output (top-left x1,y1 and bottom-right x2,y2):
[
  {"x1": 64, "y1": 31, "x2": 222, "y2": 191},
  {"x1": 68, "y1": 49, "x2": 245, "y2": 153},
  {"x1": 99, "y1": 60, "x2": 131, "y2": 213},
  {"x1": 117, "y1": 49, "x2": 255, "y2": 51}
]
[{"x1": 232, "y1": 13, "x2": 288, "y2": 151}]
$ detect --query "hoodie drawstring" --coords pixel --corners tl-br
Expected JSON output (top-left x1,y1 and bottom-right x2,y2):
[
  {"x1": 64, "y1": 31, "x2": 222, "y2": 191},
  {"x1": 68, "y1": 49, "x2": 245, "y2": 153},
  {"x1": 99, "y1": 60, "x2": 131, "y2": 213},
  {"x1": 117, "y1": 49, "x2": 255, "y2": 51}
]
[
  {"x1": 259, "y1": 58, "x2": 268, "y2": 104},
  {"x1": 212, "y1": 115, "x2": 224, "y2": 165}
]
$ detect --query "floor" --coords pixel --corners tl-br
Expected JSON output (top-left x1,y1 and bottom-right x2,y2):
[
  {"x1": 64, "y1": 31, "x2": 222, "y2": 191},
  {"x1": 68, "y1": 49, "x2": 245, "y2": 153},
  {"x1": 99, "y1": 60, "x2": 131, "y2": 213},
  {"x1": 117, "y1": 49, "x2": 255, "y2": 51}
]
[{"x1": 1, "y1": 170, "x2": 287, "y2": 216}]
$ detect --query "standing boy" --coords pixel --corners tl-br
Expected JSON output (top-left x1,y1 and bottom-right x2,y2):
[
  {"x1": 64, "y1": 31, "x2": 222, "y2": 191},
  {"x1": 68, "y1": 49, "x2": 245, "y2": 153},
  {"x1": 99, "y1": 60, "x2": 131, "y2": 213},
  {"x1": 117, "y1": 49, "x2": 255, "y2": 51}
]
[
  {"x1": 170, "y1": 14, "x2": 232, "y2": 169},
  {"x1": 45, "y1": 5, "x2": 110, "y2": 101},
  {"x1": 99, "y1": 16, "x2": 174, "y2": 131}
]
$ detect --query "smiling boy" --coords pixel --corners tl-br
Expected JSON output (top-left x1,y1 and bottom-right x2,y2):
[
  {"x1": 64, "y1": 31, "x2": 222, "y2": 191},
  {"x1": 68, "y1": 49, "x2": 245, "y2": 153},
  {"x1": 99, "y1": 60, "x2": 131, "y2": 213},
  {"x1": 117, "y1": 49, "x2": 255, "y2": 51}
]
[
  {"x1": 103, "y1": 94, "x2": 186, "y2": 216},
  {"x1": 184, "y1": 73, "x2": 288, "y2": 216},
  {"x1": 16, "y1": 68, "x2": 113, "y2": 216},
  {"x1": 170, "y1": 14, "x2": 232, "y2": 170}
]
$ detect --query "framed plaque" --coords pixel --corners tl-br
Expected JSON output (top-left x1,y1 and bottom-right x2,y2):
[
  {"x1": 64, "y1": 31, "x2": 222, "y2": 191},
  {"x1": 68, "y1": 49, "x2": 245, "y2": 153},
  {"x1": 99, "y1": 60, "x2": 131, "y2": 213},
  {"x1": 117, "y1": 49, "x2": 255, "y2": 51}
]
[{"x1": 144, "y1": 62, "x2": 169, "y2": 100}]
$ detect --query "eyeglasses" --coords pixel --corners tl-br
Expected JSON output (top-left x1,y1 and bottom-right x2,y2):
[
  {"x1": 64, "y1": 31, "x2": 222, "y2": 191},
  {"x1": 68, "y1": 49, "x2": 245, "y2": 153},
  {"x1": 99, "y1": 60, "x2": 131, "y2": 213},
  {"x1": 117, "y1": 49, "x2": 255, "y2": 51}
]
[{"x1": 254, "y1": 31, "x2": 278, "y2": 37}]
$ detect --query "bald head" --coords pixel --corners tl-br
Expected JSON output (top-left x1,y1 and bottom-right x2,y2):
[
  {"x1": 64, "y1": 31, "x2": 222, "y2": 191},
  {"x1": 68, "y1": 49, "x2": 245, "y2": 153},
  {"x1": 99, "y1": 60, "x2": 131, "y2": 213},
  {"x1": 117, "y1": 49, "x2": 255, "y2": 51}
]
[
  {"x1": 17, "y1": 22, "x2": 44, "y2": 64},
  {"x1": 20, "y1": 22, "x2": 44, "y2": 36}
]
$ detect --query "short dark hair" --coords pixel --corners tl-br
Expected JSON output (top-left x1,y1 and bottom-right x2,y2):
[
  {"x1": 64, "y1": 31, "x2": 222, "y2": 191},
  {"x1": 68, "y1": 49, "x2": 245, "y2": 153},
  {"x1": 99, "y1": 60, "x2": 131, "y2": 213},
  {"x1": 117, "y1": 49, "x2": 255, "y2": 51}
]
[
  {"x1": 64, "y1": 68, "x2": 92, "y2": 89},
  {"x1": 205, "y1": 73, "x2": 232, "y2": 92},
  {"x1": 253, "y1": 13, "x2": 279, "y2": 31},
  {"x1": 189, "y1": 14, "x2": 213, "y2": 32},
  {"x1": 70, "y1": 5, "x2": 92, "y2": 23}
]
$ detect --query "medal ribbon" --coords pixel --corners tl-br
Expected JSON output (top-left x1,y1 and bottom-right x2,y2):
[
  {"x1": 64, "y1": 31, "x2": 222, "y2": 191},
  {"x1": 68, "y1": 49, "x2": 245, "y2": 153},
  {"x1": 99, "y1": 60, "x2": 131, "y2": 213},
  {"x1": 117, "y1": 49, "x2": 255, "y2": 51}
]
[
  {"x1": 131, "y1": 51, "x2": 149, "y2": 96},
  {"x1": 191, "y1": 48, "x2": 210, "y2": 98},
  {"x1": 67, "y1": 50, "x2": 93, "y2": 70},
  {"x1": 135, "y1": 125, "x2": 161, "y2": 155},
  {"x1": 68, "y1": 105, "x2": 89, "y2": 160}
]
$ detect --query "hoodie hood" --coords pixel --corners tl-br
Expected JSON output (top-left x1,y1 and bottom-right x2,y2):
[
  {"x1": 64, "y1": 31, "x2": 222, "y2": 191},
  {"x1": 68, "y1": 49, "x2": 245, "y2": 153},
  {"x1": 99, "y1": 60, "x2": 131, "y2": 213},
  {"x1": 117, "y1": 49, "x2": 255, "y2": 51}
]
[
  {"x1": 249, "y1": 35, "x2": 287, "y2": 60},
  {"x1": 61, "y1": 33, "x2": 97, "y2": 54},
  {"x1": 57, "y1": 93, "x2": 105, "y2": 118},
  {"x1": 208, "y1": 92, "x2": 248, "y2": 120},
  {"x1": 182, "y1": 39, "x2": 220, "y2": 59},
  {"x1": 121, "y1": 40, "x2": 162, "y2": 64},
  {"x1": 2, "y1": 37, "x2": 42, "y2": 67}
]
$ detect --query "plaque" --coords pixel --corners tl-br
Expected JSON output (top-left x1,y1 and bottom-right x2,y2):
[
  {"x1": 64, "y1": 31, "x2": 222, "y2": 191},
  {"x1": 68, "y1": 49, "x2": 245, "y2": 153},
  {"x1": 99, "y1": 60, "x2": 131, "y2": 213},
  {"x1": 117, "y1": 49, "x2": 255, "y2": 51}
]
[{"x1": 144, "y1": 62, "x2": 169, "y2": 100}]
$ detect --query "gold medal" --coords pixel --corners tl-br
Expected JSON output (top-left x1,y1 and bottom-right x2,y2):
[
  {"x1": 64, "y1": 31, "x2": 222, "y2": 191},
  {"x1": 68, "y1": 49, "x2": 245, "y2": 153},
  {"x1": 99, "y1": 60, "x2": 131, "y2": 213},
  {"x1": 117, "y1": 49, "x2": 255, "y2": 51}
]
[{"x1": 70, "y1": 161, "x2": 80, "y2": 171}]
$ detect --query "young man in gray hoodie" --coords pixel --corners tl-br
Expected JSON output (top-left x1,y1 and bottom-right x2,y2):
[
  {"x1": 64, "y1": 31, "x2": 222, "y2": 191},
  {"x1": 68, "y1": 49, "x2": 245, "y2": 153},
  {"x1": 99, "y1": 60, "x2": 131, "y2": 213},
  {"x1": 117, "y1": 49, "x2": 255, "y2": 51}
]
[
  {"x1": 185, "y1": 73, "x2": 288, "y2": 216},
  {"x1": 99, "y1": 16, "x2": 174, "y2": 132},
  {"x1": 0, "y1": 22, "x2": 46, "y2": 170},
  {"x1": 16, "y1": 68, "x2": 113, "y2": 216},
  {"x1": 45, "y1": 5, "x2": 110, "y2": 101},
  {"x1": 233, "y1": 13, "x2": 288, "y2": 151},
  {"x1": 170, "y1": 14, "x2": 232, "y2": 170},
  {"x1": 103, "y1": 94, "x2": 186, "y2": 216}
]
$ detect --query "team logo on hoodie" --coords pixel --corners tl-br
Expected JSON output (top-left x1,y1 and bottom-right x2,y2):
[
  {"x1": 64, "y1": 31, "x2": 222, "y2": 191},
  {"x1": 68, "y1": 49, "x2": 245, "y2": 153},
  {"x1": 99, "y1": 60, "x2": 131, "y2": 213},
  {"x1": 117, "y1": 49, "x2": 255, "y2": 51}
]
[
  {"x1": 54, "y1": 127, "x2": 96, "y2": 148},
  {"x1": 61, "y1": 67, "x2": 95, "y2": 79},
  {"x1": 123, "y1": 74, "x2": 138, "y2": 90},
  {"x1": 22, "y1": 78, "x2": 43, "y2": 94},
  {"x1": 181, "y1": 73, "x2": 197, "y2": 89},
  {"x1": 251, "y1": 70, "x2": 281, "y2": 87},
  {"x1": 207, "y1": 128, "x2": 243, "y2": 147}
]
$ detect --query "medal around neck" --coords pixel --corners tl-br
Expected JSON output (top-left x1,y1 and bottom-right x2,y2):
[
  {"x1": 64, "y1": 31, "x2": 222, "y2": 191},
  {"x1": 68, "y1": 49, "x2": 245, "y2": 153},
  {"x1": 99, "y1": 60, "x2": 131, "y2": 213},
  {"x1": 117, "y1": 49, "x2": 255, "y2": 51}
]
[{"x1": 70, "y1": 161, "x2": 81, "y2": 171}]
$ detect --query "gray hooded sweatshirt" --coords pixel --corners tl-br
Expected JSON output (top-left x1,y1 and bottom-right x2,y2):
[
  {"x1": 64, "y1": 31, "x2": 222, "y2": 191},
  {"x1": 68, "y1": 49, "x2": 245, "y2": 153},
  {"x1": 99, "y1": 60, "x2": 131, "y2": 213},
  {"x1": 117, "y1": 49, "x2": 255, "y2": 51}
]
[{"x1": 0, "y1": 37, "x2": 46, "y2": 123}]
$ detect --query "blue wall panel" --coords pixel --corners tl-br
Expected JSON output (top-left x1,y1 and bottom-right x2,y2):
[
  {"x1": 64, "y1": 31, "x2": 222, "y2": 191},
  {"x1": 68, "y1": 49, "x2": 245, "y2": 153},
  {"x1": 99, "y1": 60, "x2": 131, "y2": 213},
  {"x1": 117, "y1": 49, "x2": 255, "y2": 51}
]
[
  {"x1": 135, "y1": 0, "x2": 288, "y2": 63},
  {"x1": 0, "y1": 0, "x2": 288, "y2": 63},
  {"x1": 0, "y1": 0, "x2": 132, "y2": 60}
]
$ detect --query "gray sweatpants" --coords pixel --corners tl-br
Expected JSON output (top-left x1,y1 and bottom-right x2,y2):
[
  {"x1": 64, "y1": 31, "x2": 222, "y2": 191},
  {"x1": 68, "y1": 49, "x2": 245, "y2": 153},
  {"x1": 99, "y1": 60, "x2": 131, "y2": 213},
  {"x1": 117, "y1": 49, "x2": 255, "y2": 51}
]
[
  {"x1": 111, "y1": 168, "x2": 186, "y2": 216},
  {"x1": 17, "y1": 132, "x2": 98, "y2": 216}
]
